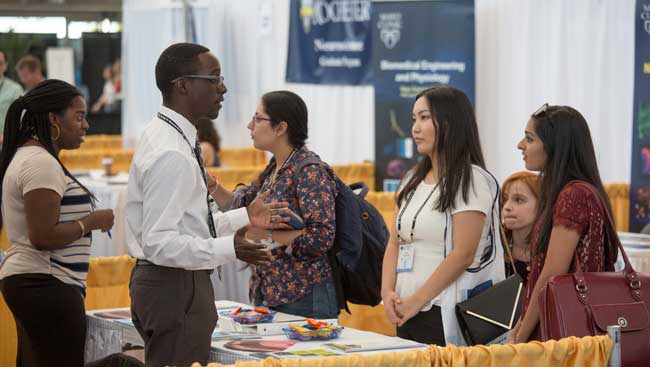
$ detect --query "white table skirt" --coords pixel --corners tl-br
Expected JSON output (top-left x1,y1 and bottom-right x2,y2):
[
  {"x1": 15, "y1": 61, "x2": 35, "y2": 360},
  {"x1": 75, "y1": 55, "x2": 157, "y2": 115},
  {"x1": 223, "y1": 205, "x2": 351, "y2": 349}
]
[
  {"x1": 85, "y1": 301, "x2": 425, "y2": 364},
  {"x1": 79, "y1": 173, "x2": 130, "y2": 258}
]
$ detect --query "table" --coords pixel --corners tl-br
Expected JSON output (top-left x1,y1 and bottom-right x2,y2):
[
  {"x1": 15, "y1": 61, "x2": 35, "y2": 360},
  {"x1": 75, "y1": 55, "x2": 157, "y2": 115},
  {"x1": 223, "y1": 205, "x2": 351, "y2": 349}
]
[{"x1": 86, "y1": 301, "x2": 425, "y2": 364}]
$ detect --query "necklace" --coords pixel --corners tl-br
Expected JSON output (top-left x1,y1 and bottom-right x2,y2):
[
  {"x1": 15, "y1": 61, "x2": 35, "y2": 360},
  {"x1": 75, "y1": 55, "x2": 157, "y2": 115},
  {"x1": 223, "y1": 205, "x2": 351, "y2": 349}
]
[
  {"x1": 264, "y1": 149, "x2": 298, "y2": 191},
  {"x1": 509, "y1": 242, "x2": 531, "y2": 271}
]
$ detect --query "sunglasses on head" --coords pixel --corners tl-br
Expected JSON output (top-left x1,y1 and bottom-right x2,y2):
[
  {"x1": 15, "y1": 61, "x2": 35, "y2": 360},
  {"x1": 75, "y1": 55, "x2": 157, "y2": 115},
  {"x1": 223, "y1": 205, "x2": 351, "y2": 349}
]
[{"x1": 532, "y1": 103, "x2": 554, "y2": 126}]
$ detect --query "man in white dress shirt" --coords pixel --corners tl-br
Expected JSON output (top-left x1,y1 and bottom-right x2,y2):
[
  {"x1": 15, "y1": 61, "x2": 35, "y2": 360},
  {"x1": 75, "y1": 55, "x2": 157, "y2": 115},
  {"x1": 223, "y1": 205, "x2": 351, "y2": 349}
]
[{"x1": 126, "y1": 43, "x2": 288, "y2": 367}]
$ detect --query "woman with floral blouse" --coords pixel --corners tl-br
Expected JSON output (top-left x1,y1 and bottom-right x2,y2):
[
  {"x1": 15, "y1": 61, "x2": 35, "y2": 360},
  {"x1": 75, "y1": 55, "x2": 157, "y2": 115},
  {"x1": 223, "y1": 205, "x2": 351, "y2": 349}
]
[{"x1": 210, "y1": 90, "x2": 339, "y2": 319}]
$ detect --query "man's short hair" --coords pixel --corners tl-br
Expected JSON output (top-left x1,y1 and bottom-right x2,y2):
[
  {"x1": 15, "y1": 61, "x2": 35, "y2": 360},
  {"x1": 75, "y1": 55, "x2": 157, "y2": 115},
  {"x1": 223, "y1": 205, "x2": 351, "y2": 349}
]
[
  {"x1": 15, "y1": 54, "x2": 41, "y2": 73},
  {"x1": 155, "y1": 43, "x2": 210, "y2": 100}
]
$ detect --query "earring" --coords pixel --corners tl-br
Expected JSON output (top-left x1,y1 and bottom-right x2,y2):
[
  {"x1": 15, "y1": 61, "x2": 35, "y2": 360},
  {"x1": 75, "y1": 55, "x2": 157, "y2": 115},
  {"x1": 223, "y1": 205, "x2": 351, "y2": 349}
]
[{"x1": 52, "y1": 125, "x2": 61, "y2": 141}]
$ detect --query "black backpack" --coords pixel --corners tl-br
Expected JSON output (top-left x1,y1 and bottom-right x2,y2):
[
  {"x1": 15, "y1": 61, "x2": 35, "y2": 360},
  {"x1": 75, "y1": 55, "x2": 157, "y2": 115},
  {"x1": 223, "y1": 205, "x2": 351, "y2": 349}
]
[{"x1": 294, "y1": 157, "x2": 390, "y2": 313}]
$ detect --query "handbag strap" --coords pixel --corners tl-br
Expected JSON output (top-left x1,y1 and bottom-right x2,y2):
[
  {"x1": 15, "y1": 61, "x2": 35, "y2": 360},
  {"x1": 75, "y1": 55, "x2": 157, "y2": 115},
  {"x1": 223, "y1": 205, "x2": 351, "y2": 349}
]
[
  {"x1": 567, "y1": 181, "x2": 642, "y2": 302},
  {"x1": 501, "y1": 225, "x2": 518, "y2": 275}
]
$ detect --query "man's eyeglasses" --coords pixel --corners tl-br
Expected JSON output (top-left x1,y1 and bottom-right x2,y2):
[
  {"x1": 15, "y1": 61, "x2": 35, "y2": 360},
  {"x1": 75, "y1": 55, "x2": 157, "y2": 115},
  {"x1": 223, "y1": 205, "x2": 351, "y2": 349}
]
[
  {"x1": 171, "y1": 75, "x2": 225, "y2": 86},
  {"x1": 532, "y1": 103, "x2": 554, "y2": 126},
  {"x1": 251, "y1": 114, "x2": 272, "y2": 123}
]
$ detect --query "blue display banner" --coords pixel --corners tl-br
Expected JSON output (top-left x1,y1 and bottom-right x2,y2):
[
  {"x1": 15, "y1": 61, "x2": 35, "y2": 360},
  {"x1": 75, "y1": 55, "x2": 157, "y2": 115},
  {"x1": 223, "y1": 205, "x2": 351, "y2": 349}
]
[
  {"x1": 630, "y1": 0, "x2": 650, "y2": 232},
  {"x1": 286, "y1": 0, "x2": 373, "y2": 85},
  {"x1": 372, "y1": 0, "x2": 475, "y2": 191}
]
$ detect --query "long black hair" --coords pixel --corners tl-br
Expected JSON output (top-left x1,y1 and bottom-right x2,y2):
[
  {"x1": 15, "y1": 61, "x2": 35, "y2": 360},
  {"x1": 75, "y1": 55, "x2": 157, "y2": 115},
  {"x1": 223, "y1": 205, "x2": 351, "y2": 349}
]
[
  {"x1": 396, "y1": 86, "x2": 486, "y2": 212},
  {"x1": 255, "y1": 90, "x2": 309, "y2": 184},
  {"x1": 532, "y1": 105, "x2": 617, "y2": 266},
  {"x1": 0, "y1": 79, "x2": 94, "y2": 203}
]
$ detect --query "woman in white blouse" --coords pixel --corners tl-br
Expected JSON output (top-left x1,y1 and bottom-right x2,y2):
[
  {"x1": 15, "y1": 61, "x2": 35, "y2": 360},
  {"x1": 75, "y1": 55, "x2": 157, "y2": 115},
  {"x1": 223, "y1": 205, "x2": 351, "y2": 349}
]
[{"x1": 381, "y1": 86, "x2": 504, "y2": 346}]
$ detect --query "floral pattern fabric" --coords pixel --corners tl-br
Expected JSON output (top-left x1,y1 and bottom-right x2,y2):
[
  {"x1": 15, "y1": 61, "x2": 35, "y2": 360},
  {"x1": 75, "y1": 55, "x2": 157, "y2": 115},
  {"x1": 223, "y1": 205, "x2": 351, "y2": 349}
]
[{"x1": 238, "y1": 147, "x2": 337, "y2": 307}]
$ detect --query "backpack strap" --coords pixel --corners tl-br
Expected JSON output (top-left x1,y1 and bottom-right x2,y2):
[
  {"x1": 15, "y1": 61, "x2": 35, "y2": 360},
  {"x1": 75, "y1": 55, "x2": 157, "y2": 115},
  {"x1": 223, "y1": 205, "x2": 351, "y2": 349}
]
[
  {"x1": 293, "y1": 156, "x2": 370, "y2": 198},
  {"x1": 349, "y1": 182, "x2": 369, "y2": 198},
  {"x1": 293, "y1": 156, "x2": 326, "y2": 179},
  {"x1": 292, "y1": 156, "x2": 350, "y2": 313},
  {"x1": 290, "y1": 156, "x2": 325, "y2": 216}
]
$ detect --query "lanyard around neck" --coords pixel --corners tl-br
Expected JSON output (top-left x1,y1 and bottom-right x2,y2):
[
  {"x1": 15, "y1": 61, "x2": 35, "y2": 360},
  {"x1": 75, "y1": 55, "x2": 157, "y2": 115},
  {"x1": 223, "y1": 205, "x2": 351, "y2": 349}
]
[
  {"x1": 158, "y1": 112, "x2": 217, "y2": 238},
  {"x1": 158, "y1": 112, "x2": 196, "y2": 156},
  {"x1": 397, "y1": 183, "x2": 439, "y2": 243}
]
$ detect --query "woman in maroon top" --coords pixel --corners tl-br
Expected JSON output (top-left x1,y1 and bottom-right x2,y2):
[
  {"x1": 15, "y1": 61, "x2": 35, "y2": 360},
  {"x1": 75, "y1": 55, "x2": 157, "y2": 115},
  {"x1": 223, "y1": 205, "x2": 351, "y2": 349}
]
[
  {"x1": 211, "y1": 91, "x2": 338, "y2": 319},
  {"x1": 509, "y1": 104, "x2": 617, "y2": 343}
]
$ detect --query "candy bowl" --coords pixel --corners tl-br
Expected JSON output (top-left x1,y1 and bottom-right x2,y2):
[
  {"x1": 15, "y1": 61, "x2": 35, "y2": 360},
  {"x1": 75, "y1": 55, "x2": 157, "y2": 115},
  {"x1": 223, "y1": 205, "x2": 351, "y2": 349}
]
[
  {"x1": 219, "y1": 307, "x2": 276, "y2": 324},
  {"x1": 282, "y1": 320, "x2": 344, "y2": 341}
]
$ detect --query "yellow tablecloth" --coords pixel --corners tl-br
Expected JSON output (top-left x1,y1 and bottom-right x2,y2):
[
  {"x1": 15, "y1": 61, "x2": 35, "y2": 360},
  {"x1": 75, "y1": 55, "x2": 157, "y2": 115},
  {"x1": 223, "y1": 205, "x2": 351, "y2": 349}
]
[{"x1": 196, "y1": 335, "x2": 612, "y2": 367}]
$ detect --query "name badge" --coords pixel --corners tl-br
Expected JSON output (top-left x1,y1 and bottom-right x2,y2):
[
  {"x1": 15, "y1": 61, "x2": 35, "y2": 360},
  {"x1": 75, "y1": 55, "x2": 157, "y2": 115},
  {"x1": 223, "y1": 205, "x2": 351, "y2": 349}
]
[{"x1": 397, "y1": 243, "x2": 415, "y2": 273}]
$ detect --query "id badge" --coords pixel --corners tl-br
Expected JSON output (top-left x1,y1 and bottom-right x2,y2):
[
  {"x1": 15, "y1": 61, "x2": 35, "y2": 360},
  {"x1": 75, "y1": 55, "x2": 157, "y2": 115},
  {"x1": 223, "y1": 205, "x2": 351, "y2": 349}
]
[{"x1": 397, "y1": 243, "x2": 415, "y2": 273}]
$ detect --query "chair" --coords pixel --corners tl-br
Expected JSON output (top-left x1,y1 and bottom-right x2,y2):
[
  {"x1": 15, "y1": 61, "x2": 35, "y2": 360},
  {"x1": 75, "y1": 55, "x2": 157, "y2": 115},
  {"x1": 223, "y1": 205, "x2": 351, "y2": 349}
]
[
  {"x1": 338, "y1": 303, "x2": 396, "y2": 336},
  {"x1": 0, "y1": 291, "x2": 17, "y2": 367},
  {"x1": 85, "y1": 256, "x2": 136, "y2": 311},
  {"x1": 604, "y1": 182, "x2": 629, "y2": 232},
  {"x1": 220, "y1": 147, "x2": 267, "y2": 167},
  {"x1": 80, "y1": 135, "x2": 123, "y2": 151},
  {"x1": 207, "y1": 166, "x2": 265, "y2": 191},
  {"x1": 366, "y1": 191, "x2": 397, "y2": 234},
  {"x1": 331, "y1": 162, "x2": 375, "y2": 190}
]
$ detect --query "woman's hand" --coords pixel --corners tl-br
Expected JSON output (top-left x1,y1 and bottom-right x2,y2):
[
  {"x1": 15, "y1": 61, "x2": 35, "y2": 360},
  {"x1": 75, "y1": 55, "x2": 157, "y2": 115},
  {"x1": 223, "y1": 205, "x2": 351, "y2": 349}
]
[
  {"x1": 382, "y1": 291, "x2": 404, "y2": 325},
  {"x1": 246, "y1": 191, "x2": 292, "y2": 229},
  {"x1": 393, "y1": 295, "x2": 424, "y2": 327},
  {"x1": 84, "y1": 209, "x2": 114, "y2": 232},
  {"x1": 507, "y1": 320, "x2": 522, "y2": 343},
  {"x1": 207, "y1": 172, "x2": 218, "y2": 193}
]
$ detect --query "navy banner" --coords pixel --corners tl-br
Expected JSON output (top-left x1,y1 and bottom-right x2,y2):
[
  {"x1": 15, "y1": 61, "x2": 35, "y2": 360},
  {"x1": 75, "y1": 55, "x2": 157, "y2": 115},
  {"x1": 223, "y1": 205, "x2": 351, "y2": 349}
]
[
  {"x1": 630, "y1": 0, "x2": 650, "y2": 232},
  {"x1": 372, "y1": 0, "x2": 475, "y2": 191},
  {"x1": 286, "y1": 0, "x2": 372, "y2": 85}
]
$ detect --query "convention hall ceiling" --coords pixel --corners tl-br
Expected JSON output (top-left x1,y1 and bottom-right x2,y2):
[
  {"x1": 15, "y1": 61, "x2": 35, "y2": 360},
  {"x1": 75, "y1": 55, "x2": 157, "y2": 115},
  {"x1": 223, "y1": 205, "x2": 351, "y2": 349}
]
[{"x1": 0, "y1": 0, "x2": 122, "y2": 20}]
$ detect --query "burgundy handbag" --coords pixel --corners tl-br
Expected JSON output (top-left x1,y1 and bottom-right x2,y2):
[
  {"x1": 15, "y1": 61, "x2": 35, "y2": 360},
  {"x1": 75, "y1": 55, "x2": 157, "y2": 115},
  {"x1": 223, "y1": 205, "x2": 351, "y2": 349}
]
[{"x1": 538, "y1": 183, "x2": 650, "y2": 366}]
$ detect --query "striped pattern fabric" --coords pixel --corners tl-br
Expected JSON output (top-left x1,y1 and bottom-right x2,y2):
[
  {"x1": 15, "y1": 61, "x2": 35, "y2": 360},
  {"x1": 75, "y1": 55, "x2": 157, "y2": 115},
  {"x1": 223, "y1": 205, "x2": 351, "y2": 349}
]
[{"x1": 49, "y1": 177, "x2": 92, "y2": 293}]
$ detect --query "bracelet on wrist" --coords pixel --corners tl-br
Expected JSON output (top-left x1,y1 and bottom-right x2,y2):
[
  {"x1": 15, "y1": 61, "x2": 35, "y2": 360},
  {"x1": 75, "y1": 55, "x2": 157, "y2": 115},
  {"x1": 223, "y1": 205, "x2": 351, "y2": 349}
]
[
  {"x1": 77, "y1": 220, "x2": 86, "y2": 237},
  {"x1": 209, "y1": 180, "x2": 220, "y2": 195}
]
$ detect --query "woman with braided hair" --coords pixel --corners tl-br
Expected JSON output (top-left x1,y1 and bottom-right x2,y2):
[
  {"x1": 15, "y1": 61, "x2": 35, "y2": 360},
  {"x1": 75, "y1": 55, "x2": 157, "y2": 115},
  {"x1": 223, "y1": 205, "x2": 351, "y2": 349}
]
[{"x1": 0, "y1": 79, "x2": 114, "y2": 366}]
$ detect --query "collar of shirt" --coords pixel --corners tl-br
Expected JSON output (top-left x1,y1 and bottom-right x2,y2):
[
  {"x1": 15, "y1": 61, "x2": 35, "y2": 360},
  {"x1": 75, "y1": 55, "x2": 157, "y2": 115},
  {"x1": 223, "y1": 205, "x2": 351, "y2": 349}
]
[{"x1": 158, "y1": 105, "x2": 198, "y2": 144}]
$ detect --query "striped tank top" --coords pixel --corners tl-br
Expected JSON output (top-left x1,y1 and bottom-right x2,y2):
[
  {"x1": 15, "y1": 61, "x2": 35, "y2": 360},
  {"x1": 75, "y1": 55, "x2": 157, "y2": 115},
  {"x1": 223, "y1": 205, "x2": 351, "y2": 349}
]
[{"x1": 49, "y1": 176, "x2": 93, "y2": 294}]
